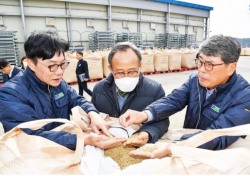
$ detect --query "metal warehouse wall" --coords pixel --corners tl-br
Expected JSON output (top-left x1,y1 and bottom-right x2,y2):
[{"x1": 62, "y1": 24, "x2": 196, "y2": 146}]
[{"x1": 0, "y1": 0, "x2": 211, "y2": 58}]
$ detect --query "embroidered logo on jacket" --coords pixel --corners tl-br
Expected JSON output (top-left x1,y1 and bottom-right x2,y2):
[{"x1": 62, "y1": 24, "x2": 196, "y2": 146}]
[
  {"x1": 211, "y1": 104, "x2": 220, "y2": 113},
  {"x1": 55, "y1": 92, "x2": 64, "y2": 100}
]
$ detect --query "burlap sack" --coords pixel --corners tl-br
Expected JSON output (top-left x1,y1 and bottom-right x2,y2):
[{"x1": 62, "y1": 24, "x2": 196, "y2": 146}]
[
  {"x1": 244, "y1": 48, "x2": 250, "y2": 56},
  {"x1": 164, "y1": 49, "x2": 182, "y2": 71},
  {"x1": 122, "y1": 124, "x2": 250, "y2": 174},
  {"x1": 181, "y1": 49, "x2": 197, "y2": 69},
  {"x1": 0, "y1": 119, "x2": 84, "y2": 174},
  {"x1": 63, "y1": 59, "x2": 78, "y2": 83},
  {"x1": 65, "y1": 51, "x2": 77, "y2": 60},
  {"x1": 84, "y1": 51, "x2": 103, "y2": 79},
  {"x1": 140, "y1": 50, "x2": 154, "y2": 73},
  {"x1": 154, "y1": 51, "x2": 169, "y2": 72},
  {"x1": 71, "y1": 106, "x2": 143, "y2": 170},
  {"x1": 240, "y1": 48, "x2": 245, "y2": 56},
  {"x1": 101, "y1": 50, "x2": 111, "y2": 78}
]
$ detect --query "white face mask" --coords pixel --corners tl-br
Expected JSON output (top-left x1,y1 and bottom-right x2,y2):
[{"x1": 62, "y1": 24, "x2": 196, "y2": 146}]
[
  {"x1": 23, "y1": 61, "x2": 28, "y2": 68},
  {"x1": 114, "y1": 77, "x2": 139, "y2": 92}
]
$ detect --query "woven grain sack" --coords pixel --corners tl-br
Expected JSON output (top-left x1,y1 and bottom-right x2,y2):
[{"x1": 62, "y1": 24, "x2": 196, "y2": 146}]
[
  {"x1": 240, "y1": 48, "x2": 245, "y2": 56},
  {"x1": 165, "y1": 49, "x2": 182, "y2": 71},
  {"x1": 123, "y1": 124, "x2": 250, "y2": 175},
  {"x1": 244, "y1": 48, "x2": 250, "y2": 56},
  {"x1": 63, "y1": 59, "x2": 78, "y2": 83},
  {"x1": 65, "y1": 52, "x2": 77, "y2": 60},
  {"x1": 0, "y1": 119, "x2": 84, "y2": 174},
  {"x1": 141, "y1": 51, "x2": 154, "y2": 73},
  {"x1": 102, "y1": 50, "x2": 111, "y2": 78},
  {"x1": 181, "y1": 49, "x2": 197, "y2": 69},
  {"x1": 84, "y1": 51, "x2": 103, "y2": 79},
  {"x1": 154, "y1": 52, "x2": 169, "y2": 72}
]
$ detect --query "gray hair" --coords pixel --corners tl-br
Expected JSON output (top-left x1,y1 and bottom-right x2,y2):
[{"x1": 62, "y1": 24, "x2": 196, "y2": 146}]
[
  {"x1": 108, "y1": 42, "x2": 142, "y2": 66},
  {"x1": 197, "y1": 35, "x2": 241, "y2": 63}
]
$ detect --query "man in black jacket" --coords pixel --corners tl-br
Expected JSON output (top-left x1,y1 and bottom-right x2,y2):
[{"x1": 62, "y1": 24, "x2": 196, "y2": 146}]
[
  {"x1": 92, "y1": 42, "x2": 169, "y2": 146},
  {"x1": 75, "y1": 51, "x2": 92, "y2": 96},
  {"x1": 0, "y1": 58, "x2": 22, "y2": 83}
]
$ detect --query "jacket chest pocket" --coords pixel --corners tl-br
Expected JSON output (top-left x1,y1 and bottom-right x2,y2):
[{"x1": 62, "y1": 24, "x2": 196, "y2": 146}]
[
  {"x1": 54, "y1": 96, "x2": 69, "y2": 108},
  {"x1": 200, "y1": 105, "x2": 221, "y2": 128}
]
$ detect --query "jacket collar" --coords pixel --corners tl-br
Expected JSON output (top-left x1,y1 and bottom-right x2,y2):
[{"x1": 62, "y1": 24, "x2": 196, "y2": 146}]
[
  {"x1": 202, "y1": 72, "x2": 237, "y2": 107},
  {"x1": 25, "y1": 67, "x2": 51, "y2": 93},
  {"x1": 214, "y1": 72, "x2": 237, "y2": 93}
]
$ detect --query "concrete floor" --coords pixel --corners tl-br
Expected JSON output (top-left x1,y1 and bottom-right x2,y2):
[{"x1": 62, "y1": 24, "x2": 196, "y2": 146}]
[{"x1": 72, "y1": 56, "x2": 250, "y2": 129}]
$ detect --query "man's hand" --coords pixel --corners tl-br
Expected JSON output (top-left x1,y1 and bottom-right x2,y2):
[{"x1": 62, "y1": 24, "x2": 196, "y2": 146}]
[
  {"x1": 130, "y1": 143, "x2": 171, "y2": 159},
  {"x1": 123, "y1": 131, "x2": 149, "y2": 147},
  {"x1": 88, "y1": 111, "x2": 112, "y2": 137},
  {"x1": 84, "y1": 133, "x2": 127, "y2": 149},
  {"x1": 119, "y1": 109, "x2": 148, "y2": 127}
]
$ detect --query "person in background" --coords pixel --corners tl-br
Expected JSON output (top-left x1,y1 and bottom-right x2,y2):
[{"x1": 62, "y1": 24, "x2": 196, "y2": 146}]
[
  {"x1": 0, "y1": 31, "x2": 125, "y2": 150},
  {"x1": 0, "y1": 58, "x2": 22, "y2": 83},
  {"x1": 20, "y1": 56, "x2": 28, "y2": 69},
  {"x1": 119, "y1": 35, "x2": 250, "y2": 158},
  {"x1": 92, "y1": 42, "x2": 169, "y2": 147},
  {"x1": 75, "y1": 51, "x2": 92, "y2": 97}
]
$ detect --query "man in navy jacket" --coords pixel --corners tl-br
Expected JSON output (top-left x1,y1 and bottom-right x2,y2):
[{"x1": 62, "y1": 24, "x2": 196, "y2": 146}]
[
  {"x1": 0, "y1": 58, "x2": 22, "y2": 83},
  {"x1": 92, "y1": 42, "x2": 169, "y2": 146},
  {"x1": 0, "y1": 31, "x2": 125, "y2": 150},
  {"x1": 119, "y1": 35, "x2": 250, "y2": 155}
]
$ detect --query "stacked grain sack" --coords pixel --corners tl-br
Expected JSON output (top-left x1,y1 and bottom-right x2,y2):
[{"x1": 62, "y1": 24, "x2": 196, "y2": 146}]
[
  {"x1": 100, "y1": 49, "x2": 112, "y2": 78},
  {"x1": 153, "y1": 49, "x2": 169, "y2": 72},
  {"x1": 64, "y1": 52, "x2": 78, "y2": 83},
  {"x1": 163, "y1": 49, "x2": 182, "y2": 71},
  {"x1": 240, "y1": 48, "x2": 245, "y2": 56},
  {"x1": 180, "y1": 48, "x2": 198, "y2": 69},
  {"x1": 83, "y1": 51, "x2": 104, "y2": 80},
  {"x1": 64, "y1": 48, "x2": 198, "y2": 84},
  {"x1": 140, "y1": 49, "x2": 154, "y2": 73},
  {"x1": 244, "y1": 48, "x2": 250, "y2": 56}
]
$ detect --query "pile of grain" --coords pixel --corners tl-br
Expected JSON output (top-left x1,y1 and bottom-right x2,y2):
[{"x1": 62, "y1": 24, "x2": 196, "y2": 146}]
[
  {"x1": 104, "y1": 145, "x2": 145, "y2": 169},
  {"x1": 137, "y1": 144, "x2": 158, "y2": 153}
]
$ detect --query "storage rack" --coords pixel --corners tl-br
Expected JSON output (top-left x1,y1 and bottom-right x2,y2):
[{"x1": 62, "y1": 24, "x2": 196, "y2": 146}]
[
  {"x1": 89, "y1": 31, "x2": 115, "y2": 51},
  {"x1": 116, "y1": 32, "x2": 143, "y2": 48},
  {"x1": 0, "y1": 31, "x2": 19, "y2": 83},
  {"x1": 154, "y1": 33, "x2": 167, "y2": 48},
  {"x1": 185, "y1": 34, "x2": 197, "y2": 48},
  {"x1": 154, "y1": 33, "x2": 196, "y2": 49}
]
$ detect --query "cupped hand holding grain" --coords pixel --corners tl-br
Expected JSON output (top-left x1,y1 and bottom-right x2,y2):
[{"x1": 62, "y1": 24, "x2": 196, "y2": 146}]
[
  {"x1": 84, "y1": 133, "x2": 127, "y2": 149},
  {"x1": 123, "y1": 132, "x2": 149, "y2": 147},
  {"x1": 130, "y1": 143, "x2": 171, "y2": 159}
]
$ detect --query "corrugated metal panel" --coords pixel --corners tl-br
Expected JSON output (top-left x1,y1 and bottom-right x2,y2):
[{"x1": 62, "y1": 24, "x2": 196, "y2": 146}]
[{"x1": 152, "y1": 0, "x2": 213, "y2": 11}]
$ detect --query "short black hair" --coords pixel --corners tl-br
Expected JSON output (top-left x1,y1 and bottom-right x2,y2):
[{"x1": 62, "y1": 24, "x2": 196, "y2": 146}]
[
  {"x1": 0, "y1": 58, "x2": 9, "y2": 69},
  {"x1": 108, "y1": 42, "x2": 142, "y2": 66},
  {"x1": 24, "y1": 31, "x2": 69, "y2": 65},
  {"x1": 76, "y1": 51, "x2": 83, "y2": 56}
]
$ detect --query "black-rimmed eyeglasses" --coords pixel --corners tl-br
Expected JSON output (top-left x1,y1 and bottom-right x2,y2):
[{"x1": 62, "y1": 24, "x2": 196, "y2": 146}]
[
  {"x1": 40, "y1": 61, "x2": 70, "y2": 72},
  {"x1": 195, "y1": 59, "x2": 225, "y2": 71},
  {"x1": 113, "y1": 70, "x2": 139, "y2": 78}
]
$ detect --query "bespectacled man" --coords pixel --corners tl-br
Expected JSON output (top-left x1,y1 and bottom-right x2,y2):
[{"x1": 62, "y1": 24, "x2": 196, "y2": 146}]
[
  {"x1": 0, "y1": 31, "x2": 126, "y2": 150},
  {"x1": 92, "y1": 42, "x2": 170, "y2": 147},
  {"x1": 118, "y1": 35, "x2": 250, "y2": 158}
]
